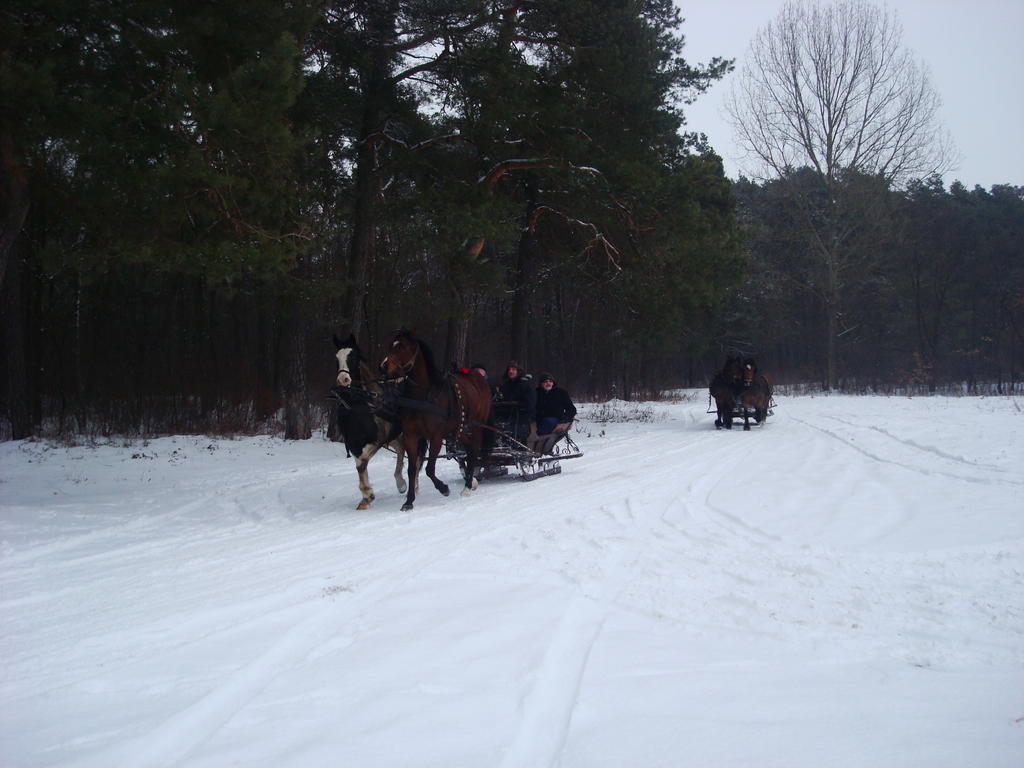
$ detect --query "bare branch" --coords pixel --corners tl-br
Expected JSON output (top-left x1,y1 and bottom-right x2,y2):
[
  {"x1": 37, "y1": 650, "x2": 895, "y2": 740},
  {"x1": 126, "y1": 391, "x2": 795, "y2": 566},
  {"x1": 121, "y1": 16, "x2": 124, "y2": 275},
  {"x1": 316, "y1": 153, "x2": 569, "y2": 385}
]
[
  {"x1": 479, "y1": 158, "x2": 602, "y2": 193},
  {"x1": 528, "y1": 205, "x2": 622, "y2": 270},
  {"x1": 361, "y1": 132, "x2": 473, "y2": 153},
  {"x1": 387, "y1": 11, "x2": 499, "y2": 55},
  {"x1": 726, "y1": 0, "x2": 955, "y2": 187},
  {"x1": 389, "y1": 46, "x2": 450, "y2": 85}
]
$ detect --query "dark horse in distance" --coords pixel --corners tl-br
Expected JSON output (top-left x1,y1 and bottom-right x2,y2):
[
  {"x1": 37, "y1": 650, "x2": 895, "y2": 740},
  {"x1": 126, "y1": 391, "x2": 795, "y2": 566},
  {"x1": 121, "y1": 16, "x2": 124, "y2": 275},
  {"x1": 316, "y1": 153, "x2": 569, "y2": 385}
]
[
  {"x1": 739, "y1": 358, "x2": 774, "y2": 431},
  {"x1": 333, "y1": 333, "x2": 407, "y2": 509},
  {"x1": 709, "y1": 356, "x2": 744, "y2": 429},
  {"x1": 709, "y1": 356, "x2": 774, "y2": 430},
  {"x1": 381, "y1": 330, "x2": 493, "y2": 511}
]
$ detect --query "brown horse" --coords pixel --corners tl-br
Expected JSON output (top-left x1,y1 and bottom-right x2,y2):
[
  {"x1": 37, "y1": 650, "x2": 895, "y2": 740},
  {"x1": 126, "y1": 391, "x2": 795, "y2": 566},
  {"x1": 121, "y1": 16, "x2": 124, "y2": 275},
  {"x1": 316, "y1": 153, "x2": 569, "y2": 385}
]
[
  {"x1": 740, "y1": 357, "x2": 759, "y2": 387},
  {"x1": 381, "y1": 330, "x2": 492, "y2": 511},
  {"x1": 739, "y1": 360, "x2": 774, "y2": 431},
  {"x1": 725, "y1": 355, "x2": 745, "y2": 386},
  {"x1": 709, "y1": 372, "x2": 737, "y2": 429},
  {"x1": 709, "y1": 356, "x2": 744, "y2": 429}
]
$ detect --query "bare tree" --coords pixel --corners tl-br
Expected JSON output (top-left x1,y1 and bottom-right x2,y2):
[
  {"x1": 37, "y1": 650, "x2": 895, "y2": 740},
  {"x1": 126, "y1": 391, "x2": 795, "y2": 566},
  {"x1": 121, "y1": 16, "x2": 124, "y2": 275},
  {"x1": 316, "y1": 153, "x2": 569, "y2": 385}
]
[{"x1": 727, "y1": 0, "x2": 955, "y2": 388}]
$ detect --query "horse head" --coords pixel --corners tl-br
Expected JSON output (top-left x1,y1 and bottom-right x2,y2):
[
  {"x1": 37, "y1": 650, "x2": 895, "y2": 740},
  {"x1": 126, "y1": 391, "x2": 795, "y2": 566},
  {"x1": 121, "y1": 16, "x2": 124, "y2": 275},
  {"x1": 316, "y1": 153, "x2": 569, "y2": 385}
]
[
  {"x1": 380, "y1": 330, "x2": 418, "y2": 381},
  {"x1": 742, "y1": 357, "x2": 758, "y2": 387},
  {"x1": 723, "y1": 355, "x2": 744, "y2": 384},
  {"x1": 334, "y1": 333, "x2": 362, "y2": 388},
  {"x1": 383, "y1": 330, "x2": 446, "y2": 388}
]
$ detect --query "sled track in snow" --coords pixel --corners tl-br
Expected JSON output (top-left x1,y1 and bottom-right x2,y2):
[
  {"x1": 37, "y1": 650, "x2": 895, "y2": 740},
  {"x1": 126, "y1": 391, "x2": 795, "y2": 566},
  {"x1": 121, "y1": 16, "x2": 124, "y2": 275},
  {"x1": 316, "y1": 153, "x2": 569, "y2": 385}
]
[
  {"x1": 816, "y1": 413, "x2": 1004, "y2": 470},
  {"x1": 498, "y1": 497, "x2": 650, "y2": 768},
  {"x1": 113, "y1": 504, "x2": 533, "y2": 768},
  {"x1": 789, "y1": 414, "x2": 1024, "y2": 487},
  {"x1": 1, "y1": 462, "x2": 337, "y2": 569}
]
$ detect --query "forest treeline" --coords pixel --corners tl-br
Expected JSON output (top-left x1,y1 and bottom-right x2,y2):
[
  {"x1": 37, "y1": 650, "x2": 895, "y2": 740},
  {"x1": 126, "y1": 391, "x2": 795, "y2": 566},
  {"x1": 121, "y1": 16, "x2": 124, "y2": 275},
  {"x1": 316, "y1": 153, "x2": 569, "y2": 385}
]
[
  {"x1": 728, "y1": 174, "x2": 1024, "y2": 395},
  {"x1": 2, "y1": 1, "x2": 1021, "y2": 440}
]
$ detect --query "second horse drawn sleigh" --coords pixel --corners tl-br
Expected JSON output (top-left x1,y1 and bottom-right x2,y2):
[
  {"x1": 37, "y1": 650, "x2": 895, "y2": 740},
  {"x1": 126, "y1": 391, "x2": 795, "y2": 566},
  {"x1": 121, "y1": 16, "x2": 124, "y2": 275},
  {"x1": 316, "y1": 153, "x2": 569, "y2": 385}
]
[{"x1": 708, "y1": 355, "x2": 776, "y2": 431}]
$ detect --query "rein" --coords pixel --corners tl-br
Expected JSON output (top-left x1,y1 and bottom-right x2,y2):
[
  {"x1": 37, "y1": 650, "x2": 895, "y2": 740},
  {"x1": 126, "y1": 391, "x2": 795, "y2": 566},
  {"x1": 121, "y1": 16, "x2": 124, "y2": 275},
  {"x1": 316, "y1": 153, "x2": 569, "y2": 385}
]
[
  {"x1": 331, "y1": 377, "x2": 525, "y2": 448},
  {"x1": 335, "y1": 337, "x2": 518, "y2": 449}
]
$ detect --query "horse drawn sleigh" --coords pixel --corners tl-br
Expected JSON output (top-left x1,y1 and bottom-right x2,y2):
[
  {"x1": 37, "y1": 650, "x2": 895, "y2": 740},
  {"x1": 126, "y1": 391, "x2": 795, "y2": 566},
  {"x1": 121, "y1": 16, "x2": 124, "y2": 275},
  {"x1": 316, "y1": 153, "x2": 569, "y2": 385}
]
[
  {"x1": 708, "y1": 355, "x2": 776, "y2": 430},
  {"x1": 442, "y1": 405, "x2": 583, "y2": 483},
  {"x1": 330, "y1": 331, "x2": 582, "y2": 511}
]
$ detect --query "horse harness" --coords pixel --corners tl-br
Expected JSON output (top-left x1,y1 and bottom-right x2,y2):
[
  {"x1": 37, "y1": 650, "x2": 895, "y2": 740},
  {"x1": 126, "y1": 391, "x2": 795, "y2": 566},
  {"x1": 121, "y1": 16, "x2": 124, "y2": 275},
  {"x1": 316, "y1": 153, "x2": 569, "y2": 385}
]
[
  {"x1": 334, "y1": 371, "x2": 473, "y2": 437},
  {"x1": 331, "y1": 372, "x2": 529, "y2": 449}
]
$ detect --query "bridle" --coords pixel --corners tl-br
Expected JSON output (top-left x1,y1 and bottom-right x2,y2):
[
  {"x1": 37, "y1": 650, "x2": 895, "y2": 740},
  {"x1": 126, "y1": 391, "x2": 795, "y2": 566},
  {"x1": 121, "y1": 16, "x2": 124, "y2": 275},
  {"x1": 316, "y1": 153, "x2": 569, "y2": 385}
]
[
  {"x1": 336, "y1": 348, "x2": 357, "y2": 388},
  {"x1": 381, "y1": 339, "x2": 420, "y2": 384}
]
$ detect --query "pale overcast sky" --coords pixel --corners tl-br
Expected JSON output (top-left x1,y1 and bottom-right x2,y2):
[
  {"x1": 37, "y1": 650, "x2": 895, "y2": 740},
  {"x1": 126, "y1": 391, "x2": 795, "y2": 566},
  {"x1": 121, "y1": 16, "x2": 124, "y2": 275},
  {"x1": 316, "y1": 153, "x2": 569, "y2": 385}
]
[{"x1": 677, "y1": 0, "x2": 1024, "y2": 189}]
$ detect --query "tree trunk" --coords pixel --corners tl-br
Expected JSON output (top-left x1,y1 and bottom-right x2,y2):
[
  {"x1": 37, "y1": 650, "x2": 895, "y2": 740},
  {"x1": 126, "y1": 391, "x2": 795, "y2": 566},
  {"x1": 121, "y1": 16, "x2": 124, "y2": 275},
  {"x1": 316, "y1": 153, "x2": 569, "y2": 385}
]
[
  {"x1": 2, "y1": 251, "x2": 32, "y2": 438},
  {"x1": 345, "y1": 140, "x2": 379, "y2": 340},
  {"x1": 342, "y1": 4, "x2": 397, "y2": 339},
  {"x1": 443, "y1": 254, "x2": 472, "y2": 368},
  {"x1": 452, "y1": 303, "x2": 471, "y2": 364},
  {"x1": 0, "y1": 136, "x2": 30, "y2": 293},
  {"x1": 824, "y1": 211, "x2": 841, "y2": 391},
  {"x1": 510, "y1": 180, "x2": 540, "y2": 365},
  {"x1": 255, "y1": 293, "x2": 280, "y2": 423},
  {"x1": 509, "y1": 228, "x2": 536, "y2": 366},
  {"x1": 282, "y1": 311, "x2": 311, "y2": 440},
  {"x1": 826, "y1": 300, "x2": 838, "y2": 391}
]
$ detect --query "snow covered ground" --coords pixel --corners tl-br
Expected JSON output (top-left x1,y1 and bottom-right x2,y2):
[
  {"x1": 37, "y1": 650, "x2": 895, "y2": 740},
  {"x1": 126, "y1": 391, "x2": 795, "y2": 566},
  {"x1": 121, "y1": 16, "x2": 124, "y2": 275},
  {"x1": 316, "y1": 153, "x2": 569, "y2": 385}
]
[{"x1": 2, "y1": 393, "x2": 1023, "y2": 767}]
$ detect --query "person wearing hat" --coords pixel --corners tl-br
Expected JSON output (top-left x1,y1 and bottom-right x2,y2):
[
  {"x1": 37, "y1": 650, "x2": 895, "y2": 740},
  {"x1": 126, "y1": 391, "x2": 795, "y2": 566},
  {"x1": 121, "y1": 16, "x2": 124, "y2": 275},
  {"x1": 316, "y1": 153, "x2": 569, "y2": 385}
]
[
  {"x1": 531, "y1": 372, "x2": 576, "y2": 454},
  {"x1": 498, "y1": 360, "x2": 536, "y2": 443},
  {"x1": 470, "y1": 362, "x2": 497, "y2": 398}
]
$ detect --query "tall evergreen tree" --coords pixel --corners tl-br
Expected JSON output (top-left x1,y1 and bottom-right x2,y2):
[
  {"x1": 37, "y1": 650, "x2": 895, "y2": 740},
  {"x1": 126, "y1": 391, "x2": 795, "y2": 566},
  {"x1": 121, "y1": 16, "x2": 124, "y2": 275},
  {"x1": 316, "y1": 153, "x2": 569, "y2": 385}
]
[
  {"x1": 424, "y1": 0, "x2": 735, "y2": 369},
  {"x1": 2, "y1": 0, "x2": 317, "y2": 437}
]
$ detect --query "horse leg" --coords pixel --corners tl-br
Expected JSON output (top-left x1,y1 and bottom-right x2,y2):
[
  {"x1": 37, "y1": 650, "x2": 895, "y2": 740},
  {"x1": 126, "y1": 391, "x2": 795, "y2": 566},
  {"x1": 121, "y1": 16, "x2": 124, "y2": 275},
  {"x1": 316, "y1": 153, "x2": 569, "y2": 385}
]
[
  {"x1": 401, "y1": 433, "x2": 420, "y2": 511},
  {"x1": 391, "y1": 440, "x2": 408, "y2": 493},
  {"x1": 461, "y1": 435, "x2": 480, "y2": 496},
  {"x1": 354, "y1": 444, "x2": 379, "y2": 510},
  {"x1": 424, "y1": 435, "x2": 449, "y2": 497},
  {"x1": 411, "y1": 441, "x2": 423, "y2": 494}
]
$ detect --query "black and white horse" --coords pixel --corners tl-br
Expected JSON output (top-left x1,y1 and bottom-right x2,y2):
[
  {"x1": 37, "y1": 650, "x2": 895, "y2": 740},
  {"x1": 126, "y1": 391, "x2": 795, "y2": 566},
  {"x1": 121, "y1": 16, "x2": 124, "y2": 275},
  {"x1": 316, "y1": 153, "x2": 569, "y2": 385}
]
[{"x1": 333, "y1": 334, "x2": 408, "y2": 509}]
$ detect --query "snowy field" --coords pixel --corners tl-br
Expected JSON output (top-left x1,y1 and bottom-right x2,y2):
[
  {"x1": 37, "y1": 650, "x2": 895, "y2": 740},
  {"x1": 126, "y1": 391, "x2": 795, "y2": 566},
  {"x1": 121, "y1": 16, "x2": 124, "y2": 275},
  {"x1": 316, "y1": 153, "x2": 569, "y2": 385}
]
[{"x1": 2, "y1": 394, "x2": 1023, "y2": 767}]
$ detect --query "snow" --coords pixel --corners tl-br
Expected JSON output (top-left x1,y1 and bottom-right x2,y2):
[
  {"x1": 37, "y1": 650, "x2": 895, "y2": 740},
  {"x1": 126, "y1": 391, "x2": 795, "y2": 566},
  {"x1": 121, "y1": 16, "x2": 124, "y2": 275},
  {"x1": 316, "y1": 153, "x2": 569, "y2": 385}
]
[{"x1": 2, "y1": 393, "x2": 1023, "y2": 767}]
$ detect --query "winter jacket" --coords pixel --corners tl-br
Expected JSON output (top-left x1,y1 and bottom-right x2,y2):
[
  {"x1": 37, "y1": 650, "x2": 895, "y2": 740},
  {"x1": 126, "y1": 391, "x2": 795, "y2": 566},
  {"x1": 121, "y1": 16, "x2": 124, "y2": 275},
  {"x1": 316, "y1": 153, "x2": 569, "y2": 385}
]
[
  {"x1": 536, "y1": 384, "x2": 576, "y2": 423},
  {"x1": 499, "y1": 375, "x2": 536, "y2": 422}
]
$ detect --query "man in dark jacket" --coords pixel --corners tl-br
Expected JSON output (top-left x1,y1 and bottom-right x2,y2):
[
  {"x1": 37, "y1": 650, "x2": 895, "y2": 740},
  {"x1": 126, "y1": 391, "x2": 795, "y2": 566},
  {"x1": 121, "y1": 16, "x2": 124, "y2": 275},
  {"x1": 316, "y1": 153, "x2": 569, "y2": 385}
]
[
  {"x1": 531, "y1": 372, "x2": 576, "y2": 453},
  {"x1": 497, "y1": 360, "x2": 535, "y2": 442}
]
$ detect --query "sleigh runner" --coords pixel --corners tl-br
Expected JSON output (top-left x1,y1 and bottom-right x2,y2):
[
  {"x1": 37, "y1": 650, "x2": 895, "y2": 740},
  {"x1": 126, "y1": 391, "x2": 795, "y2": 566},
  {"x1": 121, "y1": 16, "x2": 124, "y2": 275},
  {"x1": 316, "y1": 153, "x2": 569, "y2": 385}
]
[{"x1": 705, "y1": 393, "x2": 776, "y2": 425}]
